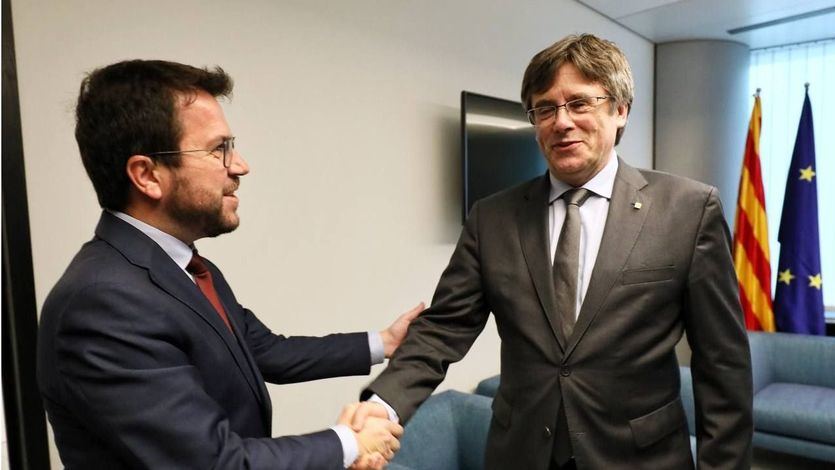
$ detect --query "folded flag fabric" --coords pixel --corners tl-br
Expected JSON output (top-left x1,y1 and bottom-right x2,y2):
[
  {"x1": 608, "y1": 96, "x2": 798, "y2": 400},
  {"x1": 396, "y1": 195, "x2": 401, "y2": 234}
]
[{"x1": 773, "y1": 88, "x2": 825, "y2": 335}]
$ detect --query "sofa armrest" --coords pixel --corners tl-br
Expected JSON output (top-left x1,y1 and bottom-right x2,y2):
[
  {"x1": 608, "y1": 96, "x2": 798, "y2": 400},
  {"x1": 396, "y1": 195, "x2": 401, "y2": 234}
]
[
  {"x1": 679, "y1": 366, "x2": 696, "y2": 435},
  {"x1": 475, "y1": 375, "x2": 500, "y2": 398},
  {"x1": 389, "y1": 390, "x2": 492, "y2": 470},
  {"x1": 748, "y1": 332, "x2": 774, "y2": 394},
  {"x1": 751, "y1": 331, "x2": 835, "y2": 389}
]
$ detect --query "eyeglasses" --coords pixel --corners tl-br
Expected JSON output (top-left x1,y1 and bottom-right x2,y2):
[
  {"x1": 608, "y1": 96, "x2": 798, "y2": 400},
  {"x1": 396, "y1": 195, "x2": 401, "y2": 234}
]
[
  {"x1": 147, "y1": 136, "x2": 236, "y2": 168},
  {"x1": 526, "y1": 96, "x2": 611, "y2": 125}
]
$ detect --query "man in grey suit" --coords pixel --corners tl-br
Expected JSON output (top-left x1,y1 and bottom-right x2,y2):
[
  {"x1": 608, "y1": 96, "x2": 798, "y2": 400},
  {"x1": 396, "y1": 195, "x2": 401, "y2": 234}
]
[{"x1": 356, "y1": 34, "x2": 753, "y2": 469}]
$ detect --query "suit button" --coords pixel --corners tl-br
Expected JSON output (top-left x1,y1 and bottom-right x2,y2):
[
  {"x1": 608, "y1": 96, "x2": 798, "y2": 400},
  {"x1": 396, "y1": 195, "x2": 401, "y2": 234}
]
[
  {"x1": 544, "y1": 426, "x2": 552, "y2": 437},
  {"x1": 560, "y1": 366, "x2": 571, "y2": 377}
]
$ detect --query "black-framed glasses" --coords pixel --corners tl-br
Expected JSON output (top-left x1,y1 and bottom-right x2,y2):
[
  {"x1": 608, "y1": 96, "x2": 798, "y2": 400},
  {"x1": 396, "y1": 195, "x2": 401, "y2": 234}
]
[
  {"x1": 147, "y1": 136, "x2": 236, "y2": 168},
  {"x1": 526, "y1": 96, "x2": 611, "y2": 125}
]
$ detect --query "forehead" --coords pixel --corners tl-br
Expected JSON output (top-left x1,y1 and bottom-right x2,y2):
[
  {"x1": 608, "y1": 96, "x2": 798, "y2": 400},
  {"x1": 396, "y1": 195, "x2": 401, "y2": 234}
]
[
  {"x1": 532, "y1": 63, "x2": 606, "y2": 101},
  {"x1": 175, "y1": 90, "x2": 230, "y2": 144}
]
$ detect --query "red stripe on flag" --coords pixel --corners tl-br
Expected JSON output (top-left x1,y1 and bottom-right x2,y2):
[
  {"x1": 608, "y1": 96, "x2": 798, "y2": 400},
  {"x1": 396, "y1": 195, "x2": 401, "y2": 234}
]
[
  {"x1": 742, "y1": 132, "x2": 767, "y2": 207},
  {"x1": 739, "y1": 282, "x2": 763, "y2": 331},
  {"x1": 735, "y1": 207, "x2": 772, "y2": 293}
]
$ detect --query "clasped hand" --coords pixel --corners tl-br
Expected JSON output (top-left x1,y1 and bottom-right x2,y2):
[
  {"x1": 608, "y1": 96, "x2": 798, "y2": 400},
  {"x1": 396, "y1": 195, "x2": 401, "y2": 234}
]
[{"x1": 338, "y1": 402, "x2": 402, "y2": 470}]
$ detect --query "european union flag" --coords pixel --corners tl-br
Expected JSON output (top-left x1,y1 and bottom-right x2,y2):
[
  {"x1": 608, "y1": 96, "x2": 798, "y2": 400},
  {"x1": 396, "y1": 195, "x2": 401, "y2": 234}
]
[{"x1": 773, "y1": 88, "x2": 825, "y2": 335}]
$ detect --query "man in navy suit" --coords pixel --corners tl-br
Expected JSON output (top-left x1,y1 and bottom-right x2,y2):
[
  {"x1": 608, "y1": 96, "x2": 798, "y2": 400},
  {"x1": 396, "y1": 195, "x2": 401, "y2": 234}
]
[{"x1": 37, "y1": 60, "x2": 418, "y2": 469}]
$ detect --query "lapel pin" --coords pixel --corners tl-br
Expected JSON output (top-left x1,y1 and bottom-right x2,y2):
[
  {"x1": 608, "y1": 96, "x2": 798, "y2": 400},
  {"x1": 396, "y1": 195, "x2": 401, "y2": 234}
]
[{"x1": 632, "y1": 202, "x2": 642, "y2": 210}]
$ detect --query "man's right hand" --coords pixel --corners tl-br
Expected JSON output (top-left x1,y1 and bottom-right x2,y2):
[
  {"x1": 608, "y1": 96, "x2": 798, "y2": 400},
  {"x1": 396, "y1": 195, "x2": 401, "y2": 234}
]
[
  {"x1": 338, "y1": 404, "x2": 403, "y2": 469},
  {"x1": 354, "y1": 416, "x2": 402, "y2": 461}
]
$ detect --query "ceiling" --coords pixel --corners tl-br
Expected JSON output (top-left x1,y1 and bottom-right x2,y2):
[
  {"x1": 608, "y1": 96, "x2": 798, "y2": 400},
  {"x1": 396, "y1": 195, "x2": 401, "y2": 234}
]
[{"x1": 578, "y1": 0, "x2": 835, "y2": 49}]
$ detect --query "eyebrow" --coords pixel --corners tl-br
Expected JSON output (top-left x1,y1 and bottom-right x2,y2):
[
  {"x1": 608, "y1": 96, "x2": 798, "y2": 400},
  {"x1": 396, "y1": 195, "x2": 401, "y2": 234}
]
[
  {"x1": 207, "y1": 135, "x2": 233, "y2": 146},
  {"x1": 532, "y1": 93, "x2": 597, "y2": 108}
]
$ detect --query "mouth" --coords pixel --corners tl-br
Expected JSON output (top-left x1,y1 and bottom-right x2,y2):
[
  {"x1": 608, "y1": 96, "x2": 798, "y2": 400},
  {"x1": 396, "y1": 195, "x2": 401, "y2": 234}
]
[
  {"x1": 223, "y1": 188, "x2": 239, "y2": 201},
  {"x1": 552, "y1": 140, "x2": 582, "y2": 151},
  {"x1": 224, "y1": 179, "x2": 240, "y2": 198}
]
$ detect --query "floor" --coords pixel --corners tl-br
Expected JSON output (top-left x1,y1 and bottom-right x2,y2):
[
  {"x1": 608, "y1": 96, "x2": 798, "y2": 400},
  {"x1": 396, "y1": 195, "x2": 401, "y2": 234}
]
[{"x1": 751, "y1": 448, "x2": 834, "y2": 469}]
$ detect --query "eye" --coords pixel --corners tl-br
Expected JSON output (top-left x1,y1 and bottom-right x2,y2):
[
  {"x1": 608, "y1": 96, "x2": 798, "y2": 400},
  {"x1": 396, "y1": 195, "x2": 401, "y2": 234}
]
[
  {"x1": 535, "y1": 106, "x2": 556, "y2": 118},
  {"x1": 567, "y1": 98, "x2": 594, "y2": 113}
]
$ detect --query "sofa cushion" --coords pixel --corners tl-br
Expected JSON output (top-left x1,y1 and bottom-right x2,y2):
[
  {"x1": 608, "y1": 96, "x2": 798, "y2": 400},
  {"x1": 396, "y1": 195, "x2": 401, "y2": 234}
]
[{"x1": 754, "y1": 382, "x2": 835, "y2": 445}]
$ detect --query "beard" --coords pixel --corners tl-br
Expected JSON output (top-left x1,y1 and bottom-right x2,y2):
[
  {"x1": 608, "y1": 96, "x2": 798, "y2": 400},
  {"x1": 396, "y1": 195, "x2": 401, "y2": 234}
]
[{"x1": 167, "y1": 174, "x2": 240, "y2": 239}]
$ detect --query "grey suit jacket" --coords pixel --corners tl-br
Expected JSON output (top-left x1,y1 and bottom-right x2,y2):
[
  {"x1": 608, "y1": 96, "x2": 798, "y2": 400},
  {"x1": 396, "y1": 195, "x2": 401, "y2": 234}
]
[{"x1": 365, "y1": 158, "x2": 753, "y2": 469}]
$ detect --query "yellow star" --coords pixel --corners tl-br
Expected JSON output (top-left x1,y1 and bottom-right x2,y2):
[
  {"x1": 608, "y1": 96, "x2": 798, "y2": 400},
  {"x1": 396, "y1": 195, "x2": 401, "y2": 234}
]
[
  {"x1": 808, "y1": 273, "x2": 823, "y2": 290},
  {"x1": 799, "y1": 166, "x2": 816, "y2": 182},
  {"x1": 778, "y1": 269, "x2": 795, "y2": 285}
]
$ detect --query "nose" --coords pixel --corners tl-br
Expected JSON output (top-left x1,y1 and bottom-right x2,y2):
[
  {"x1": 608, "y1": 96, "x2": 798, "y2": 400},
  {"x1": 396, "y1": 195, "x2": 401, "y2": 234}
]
[
  {"x1": 550, "y1": 106, "x2": 575, "y2": 132},
  {"x1": 227, "y1": 149, "x2": 250, "y2": 176}
]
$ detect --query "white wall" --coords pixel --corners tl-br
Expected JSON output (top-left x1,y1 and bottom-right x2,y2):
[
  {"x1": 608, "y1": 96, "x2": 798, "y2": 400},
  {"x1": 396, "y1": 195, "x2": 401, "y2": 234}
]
[{"x1": 11, "y1": 0, "x2": 653, "y2": 467}]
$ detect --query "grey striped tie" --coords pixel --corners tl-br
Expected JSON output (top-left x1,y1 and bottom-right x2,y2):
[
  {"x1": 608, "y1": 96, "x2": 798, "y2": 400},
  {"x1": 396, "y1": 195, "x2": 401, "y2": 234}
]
[{"x1": 553, "y1": 188, "x2": 592, "y2": 341}]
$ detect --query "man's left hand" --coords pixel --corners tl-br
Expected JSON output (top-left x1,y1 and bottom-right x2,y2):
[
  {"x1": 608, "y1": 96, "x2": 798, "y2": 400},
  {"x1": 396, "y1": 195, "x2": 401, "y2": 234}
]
[{"x1": 380, "y1": 302, "x2": 424, "y2": 358}]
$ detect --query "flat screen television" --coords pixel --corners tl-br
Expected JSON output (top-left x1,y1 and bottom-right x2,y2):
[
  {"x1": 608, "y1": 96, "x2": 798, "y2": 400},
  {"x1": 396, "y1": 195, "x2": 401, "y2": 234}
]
[{"x1": 461, "y1": 91, "x2": 546, "y2": 221}]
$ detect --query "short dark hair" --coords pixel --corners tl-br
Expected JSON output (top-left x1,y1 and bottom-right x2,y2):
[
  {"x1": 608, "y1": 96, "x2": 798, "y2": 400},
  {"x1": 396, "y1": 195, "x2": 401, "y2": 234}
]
[
  {"x1": 75, "y1": 60, "x2": 233, "y2": 210},
  {"x1": 521, "y1": 34, "x2": 634, "y2": 145}
]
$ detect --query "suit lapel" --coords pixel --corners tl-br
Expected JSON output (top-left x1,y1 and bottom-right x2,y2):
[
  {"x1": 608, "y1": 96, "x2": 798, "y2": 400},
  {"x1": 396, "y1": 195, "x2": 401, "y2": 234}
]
[
  {"x1": 209, "y1": 266, "x2": 274, "y2": 430},
  {"x1": 147, "y1": 254, "x2": 267, "y2": 407},
  {"x1": 565, "y1": 159, "x2": 650, "y2": 358},
  {"x1": 517, "y1": 174, "x2": 569, "y2": 350},
  {"x1": 95, "y1": 213, "x2": 267, "y2": 409}
]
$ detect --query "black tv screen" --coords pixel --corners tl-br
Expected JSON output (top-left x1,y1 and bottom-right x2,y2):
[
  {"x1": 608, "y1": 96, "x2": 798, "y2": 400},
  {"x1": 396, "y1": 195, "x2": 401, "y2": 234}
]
[{"x1": 461, "y1": 91, "x2": 546, "y2": 221}]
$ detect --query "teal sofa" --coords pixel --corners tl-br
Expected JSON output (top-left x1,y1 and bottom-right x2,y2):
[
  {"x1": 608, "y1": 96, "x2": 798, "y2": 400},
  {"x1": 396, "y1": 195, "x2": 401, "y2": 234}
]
[
  {"x1": 387, "y1": 390, "x2": 492, "y2": 470},
  {"x1": 680, "y1": 331, "x2": 835, "y2": 463}
]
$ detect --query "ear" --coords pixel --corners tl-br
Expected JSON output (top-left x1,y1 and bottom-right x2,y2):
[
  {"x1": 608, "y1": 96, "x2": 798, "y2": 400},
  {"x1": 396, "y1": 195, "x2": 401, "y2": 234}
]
[
  {"x1": 615, "y1": 102, "x2": 629, "y2": 125},
  {"x1": 126, "y1": 155, "x2": 165, "y2": 201}
]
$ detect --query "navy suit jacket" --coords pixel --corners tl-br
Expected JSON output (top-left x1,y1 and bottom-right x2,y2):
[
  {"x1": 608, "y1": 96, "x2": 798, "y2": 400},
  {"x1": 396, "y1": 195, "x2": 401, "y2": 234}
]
[{"x1": 37, "y1": 212, "x2": 371, "y2": 469}]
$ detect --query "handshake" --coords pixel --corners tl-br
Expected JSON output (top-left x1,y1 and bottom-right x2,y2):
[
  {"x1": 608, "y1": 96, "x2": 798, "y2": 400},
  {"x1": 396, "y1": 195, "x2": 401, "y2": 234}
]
[{"x1": 337, "y1": 401, "x2": 403, "y2": 470}]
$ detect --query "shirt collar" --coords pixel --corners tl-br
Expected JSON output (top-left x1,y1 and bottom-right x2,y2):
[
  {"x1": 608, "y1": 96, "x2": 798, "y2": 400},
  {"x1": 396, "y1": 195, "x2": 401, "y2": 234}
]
[
  {"x1": 548, "y1": 149, "x2": 619, "y2": 204},
  {"x1": 109, "y1": 210, "x2": 194, "y2": 271}
]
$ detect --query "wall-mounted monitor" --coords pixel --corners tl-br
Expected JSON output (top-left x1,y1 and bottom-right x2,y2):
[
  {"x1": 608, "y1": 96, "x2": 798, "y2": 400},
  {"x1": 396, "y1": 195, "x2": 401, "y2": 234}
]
[{"x1": 461, "y1": 91, "x2": 546, "y2": 222}]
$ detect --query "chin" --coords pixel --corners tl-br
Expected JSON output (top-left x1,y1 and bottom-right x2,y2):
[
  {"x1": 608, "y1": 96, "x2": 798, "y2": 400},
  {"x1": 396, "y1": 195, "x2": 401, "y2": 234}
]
[
  {"x1": 202, "y1": 213, "x2": 240, "y2": 239},
  {"x1": 549, "y1": 156, "x2": 587, "y2": 172},
  {"x1": 223, "y1": 214, "x2": 240, "y2": 232}
]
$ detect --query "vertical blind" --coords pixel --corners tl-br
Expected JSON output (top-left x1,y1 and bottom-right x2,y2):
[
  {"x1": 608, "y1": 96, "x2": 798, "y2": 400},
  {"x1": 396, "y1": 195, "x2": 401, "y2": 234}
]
[{"x1": 750, "y1": 39, "x2": 834, "y2": 310}]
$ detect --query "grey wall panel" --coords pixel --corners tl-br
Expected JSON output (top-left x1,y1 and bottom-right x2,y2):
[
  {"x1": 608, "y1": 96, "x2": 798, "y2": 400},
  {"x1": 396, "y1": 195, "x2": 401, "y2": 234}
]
[{"x1": 655, "y1": 40, "x2": 750, "y2": 223}]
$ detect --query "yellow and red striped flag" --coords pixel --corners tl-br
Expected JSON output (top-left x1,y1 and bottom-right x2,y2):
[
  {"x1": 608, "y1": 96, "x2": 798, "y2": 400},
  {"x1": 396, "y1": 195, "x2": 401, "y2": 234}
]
[{"x1": 733, "y1": 93, "x2": 775, "y2": 331}]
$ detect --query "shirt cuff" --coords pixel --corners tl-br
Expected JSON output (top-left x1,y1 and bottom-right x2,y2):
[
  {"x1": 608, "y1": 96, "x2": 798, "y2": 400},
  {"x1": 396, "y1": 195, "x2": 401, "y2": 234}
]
[
  {"x1": 368, "y1": 331, "x2": 385, "y2": 364},
  {"x1": 368, "y1": 394, "x2": 400, "y2": 424},
  {"x1": 331, "y1": 424, "x2": 358, "y2": 468}
]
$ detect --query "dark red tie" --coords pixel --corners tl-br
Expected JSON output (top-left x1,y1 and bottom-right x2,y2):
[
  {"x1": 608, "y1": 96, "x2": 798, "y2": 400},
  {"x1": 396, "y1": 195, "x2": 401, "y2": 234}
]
[{"x1": 186, "y1": 251, "x2": 233, "y2": 332}]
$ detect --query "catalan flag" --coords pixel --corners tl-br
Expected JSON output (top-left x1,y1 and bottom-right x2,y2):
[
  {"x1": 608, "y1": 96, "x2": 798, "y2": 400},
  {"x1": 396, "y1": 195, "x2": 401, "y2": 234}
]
[
  {"x1": 733, "y1": 94, "x2": 775, "y2": 331},
  {"x1": 773, "y1": 88, "x2": 825, "y2": 335}
]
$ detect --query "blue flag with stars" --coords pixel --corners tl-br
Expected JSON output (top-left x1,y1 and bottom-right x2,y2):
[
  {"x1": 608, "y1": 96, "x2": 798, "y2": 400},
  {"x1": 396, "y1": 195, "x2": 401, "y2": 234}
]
[{"x1": 773, "y1": 89, "x2": 825, "y2": 335}]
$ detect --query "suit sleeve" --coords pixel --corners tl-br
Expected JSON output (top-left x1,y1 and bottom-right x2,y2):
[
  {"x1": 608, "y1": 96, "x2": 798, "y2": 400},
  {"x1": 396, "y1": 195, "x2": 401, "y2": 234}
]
[
  {"x1": 207, "y1": 260, "x2": 372, "y2": 384},
  {"x1": 362, "y1": 201, "x2": 491, "y2": 422},
  {"x1": 240, "y1": 308, "x2": 371, "y2": 384},
  {"x1": 682, "y1": 188, "x2": 754, "y2": 470},
  {"x1": 54, "y1": 282, "x2": 345, "y2": 470}
]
